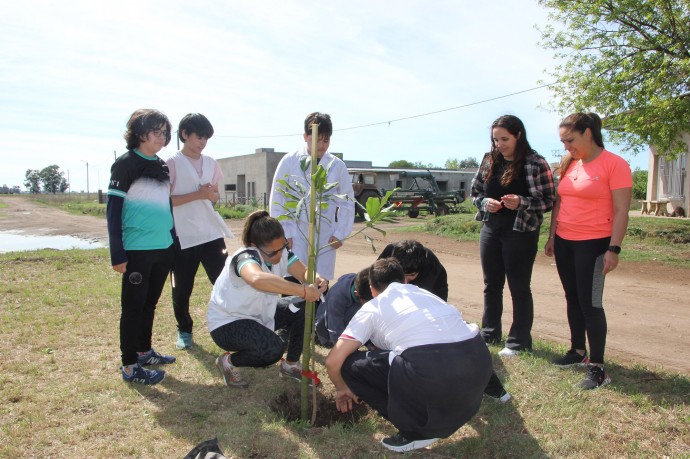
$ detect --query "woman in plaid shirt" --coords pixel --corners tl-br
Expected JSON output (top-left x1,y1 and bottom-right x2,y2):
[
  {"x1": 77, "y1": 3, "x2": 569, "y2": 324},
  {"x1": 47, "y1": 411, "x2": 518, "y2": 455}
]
[{"x1": 471, "y1": 115, "x2": 555, "y2": 357}]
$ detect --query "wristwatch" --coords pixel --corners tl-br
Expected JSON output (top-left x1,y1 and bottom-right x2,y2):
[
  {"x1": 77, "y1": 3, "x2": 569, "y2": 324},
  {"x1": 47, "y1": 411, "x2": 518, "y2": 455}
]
[{"x1": 607, "y1": 245, "x2": 621, "y2": 254}]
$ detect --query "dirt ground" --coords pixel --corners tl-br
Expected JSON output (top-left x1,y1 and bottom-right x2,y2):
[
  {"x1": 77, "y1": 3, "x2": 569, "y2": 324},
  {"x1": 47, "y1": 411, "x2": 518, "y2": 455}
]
[{"x1": 1, "y1": 196, "x2": 688, "y2": 374}]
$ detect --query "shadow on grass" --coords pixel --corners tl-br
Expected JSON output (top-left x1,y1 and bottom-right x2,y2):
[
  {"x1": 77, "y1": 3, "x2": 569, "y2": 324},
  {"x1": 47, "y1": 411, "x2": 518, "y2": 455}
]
[
  {"x1": 131, "y1": 342, "x2": 548, "y2": 458},
  {"x1": 532, "y1": 347, "x2": 690, "y2": 407},
  {"x1": 447, "y1": 356, "x2": 549, "y2": 459}
]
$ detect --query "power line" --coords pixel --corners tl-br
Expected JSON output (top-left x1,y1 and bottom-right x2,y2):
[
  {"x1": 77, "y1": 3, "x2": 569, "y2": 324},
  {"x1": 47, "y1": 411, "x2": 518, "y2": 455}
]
[{"x1": 215, "y1": 82, "x2": 557, "y2": 139}]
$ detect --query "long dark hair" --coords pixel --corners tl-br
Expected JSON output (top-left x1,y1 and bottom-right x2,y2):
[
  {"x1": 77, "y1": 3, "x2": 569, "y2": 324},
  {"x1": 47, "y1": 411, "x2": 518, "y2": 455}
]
[
  {"x1": 558, "y1": 112, "x2": 605, "y2": 176},
  {"x1": 242, "y1": 210, "x2": 285, "y2": 247},
  {"x1": 484, "y1": 115, "x2": 535, "y2": 186}
]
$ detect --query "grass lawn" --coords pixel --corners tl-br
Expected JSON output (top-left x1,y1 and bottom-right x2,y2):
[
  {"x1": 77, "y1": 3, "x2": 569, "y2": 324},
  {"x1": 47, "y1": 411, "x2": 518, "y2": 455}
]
[{"x1": 1, "y1": 249, "x2": 688, "y2": 458}]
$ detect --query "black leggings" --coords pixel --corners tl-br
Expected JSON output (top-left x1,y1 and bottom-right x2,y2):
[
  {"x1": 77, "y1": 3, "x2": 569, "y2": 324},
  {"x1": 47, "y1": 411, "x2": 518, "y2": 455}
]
[
  {"x1": 171, "y1": 237, "x2": 227, "y2": 333},
  {"x1": 120, "y1": 246, "x2": 173, "y2": 366},
  {"x1": 479, "y1": 213, "x2": 539, "y2": 350},
  {"x1": 554, "y1": 235, "x2": 609, "y2": 364},
  {"x1": 210, "y1": 299, "x2": 305, "y2": 367}
]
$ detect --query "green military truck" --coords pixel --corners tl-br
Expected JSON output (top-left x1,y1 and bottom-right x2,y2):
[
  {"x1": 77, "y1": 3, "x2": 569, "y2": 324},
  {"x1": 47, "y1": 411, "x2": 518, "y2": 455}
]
[{"x1": 386, "y1": 170, "x2": 465, "y2": 218}]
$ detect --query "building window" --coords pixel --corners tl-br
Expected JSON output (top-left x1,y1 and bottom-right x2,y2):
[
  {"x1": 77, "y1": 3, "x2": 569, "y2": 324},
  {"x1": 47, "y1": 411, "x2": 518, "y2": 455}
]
[
  {"x1": 225, "y1": 184, "x2": 236, "y2": 192},
  {"x1": 659, "y1": 153, "x2": 686, "y2": 198}
]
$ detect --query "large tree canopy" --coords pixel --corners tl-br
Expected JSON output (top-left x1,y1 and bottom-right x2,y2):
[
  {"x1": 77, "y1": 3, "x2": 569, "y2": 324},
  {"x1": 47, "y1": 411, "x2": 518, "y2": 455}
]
[
  {"x1": 39, "y1": 165, "x2": 69, "y2": 194},
  {"x1": 539, "y1": 0, "x2": 690, "y2": 156}
]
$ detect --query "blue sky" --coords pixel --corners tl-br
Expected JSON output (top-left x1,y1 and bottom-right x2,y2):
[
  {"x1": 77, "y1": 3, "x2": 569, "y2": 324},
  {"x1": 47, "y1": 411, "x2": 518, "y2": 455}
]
[{"x1": 0, "y1": 0, "x2": 649, "y2": 192}]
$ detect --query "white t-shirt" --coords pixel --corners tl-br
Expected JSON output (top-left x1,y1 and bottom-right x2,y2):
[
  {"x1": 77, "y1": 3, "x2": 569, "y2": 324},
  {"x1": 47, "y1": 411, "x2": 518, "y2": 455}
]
[
  {"x1": 207, "y1": 247, "x2": 297, "y2": 332},
  {"x1": 341, "y1": 282, "x2": 478, "y2": 361}
]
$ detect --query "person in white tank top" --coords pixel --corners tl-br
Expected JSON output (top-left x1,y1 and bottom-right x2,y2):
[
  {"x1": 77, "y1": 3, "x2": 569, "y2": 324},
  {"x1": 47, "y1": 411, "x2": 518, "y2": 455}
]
[{"x1": 167, "y1": 113, "x2": 233, "y2": 351}]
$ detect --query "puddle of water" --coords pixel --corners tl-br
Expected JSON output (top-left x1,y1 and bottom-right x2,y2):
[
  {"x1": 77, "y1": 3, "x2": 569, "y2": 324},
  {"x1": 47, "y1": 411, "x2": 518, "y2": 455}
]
[{"x1": 0, "y1": 230, "x2": 105, "y2": 253}]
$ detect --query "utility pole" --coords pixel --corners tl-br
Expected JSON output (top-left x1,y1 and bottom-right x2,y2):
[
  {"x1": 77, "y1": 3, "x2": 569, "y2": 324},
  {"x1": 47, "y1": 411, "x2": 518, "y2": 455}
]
[{"x1": 81, "y1": 160, "x2": 90, "y2": 197}]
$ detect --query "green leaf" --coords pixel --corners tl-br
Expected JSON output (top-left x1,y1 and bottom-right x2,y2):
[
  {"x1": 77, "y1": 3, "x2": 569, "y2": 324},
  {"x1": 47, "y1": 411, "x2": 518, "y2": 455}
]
[{"x1": 300, "y1": 157, "x2": 311, "y2": 172}]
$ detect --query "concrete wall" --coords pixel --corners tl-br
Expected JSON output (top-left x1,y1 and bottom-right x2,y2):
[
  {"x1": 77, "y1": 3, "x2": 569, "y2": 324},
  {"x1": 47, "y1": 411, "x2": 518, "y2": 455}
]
[
  {"x1": 217, "y1": 148, "x2": 287, "y2": 205},
  {"x1": 215, "y1": 149, "x2": 478, "y2": 205}
]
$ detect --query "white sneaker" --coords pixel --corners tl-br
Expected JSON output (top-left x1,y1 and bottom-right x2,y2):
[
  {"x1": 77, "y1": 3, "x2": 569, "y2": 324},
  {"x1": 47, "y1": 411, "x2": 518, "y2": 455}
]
[
  {"x1": 498, "y1": 347, "x2": 520, "y2": 357},
  {"x1": 498, "y1": 391, "x2": 512, "y2": 403}
]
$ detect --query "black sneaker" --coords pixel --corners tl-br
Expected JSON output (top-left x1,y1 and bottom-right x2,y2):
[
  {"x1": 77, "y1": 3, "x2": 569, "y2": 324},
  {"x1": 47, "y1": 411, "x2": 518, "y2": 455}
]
[
  {"x1": 553, "y1": 349, "x2": 589, "y2": 368},
  {"x1": 380, "y1": 432, "x2": 438, "y2": 453},
  {"x1": 580, "y1": 365, "x2": 611, "y2": 390}
]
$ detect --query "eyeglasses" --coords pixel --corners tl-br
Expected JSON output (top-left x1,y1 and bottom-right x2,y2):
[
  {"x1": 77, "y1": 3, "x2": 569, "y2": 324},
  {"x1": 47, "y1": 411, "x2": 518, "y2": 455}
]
[
  {"x1": 258, "y1": 240, "x2": 289, "y2": 258},
  {"x1": 151, "y1": 129, "x2": 168, "y2": 138}
]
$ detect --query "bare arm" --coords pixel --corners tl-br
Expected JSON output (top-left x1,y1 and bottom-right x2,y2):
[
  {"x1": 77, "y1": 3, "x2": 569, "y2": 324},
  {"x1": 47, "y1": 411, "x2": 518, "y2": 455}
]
[
  {"x1": 603, "y1": 187, "x2": 632, "y2": 274},
  {"x1": 287, "y1": 259, "x2": 329, "y2": 293},
  {"x1": 239, "y1": 262, "x2": 321, "y2": 301},
  {"x1": 544, "y1": 195, "x2": 560, "y2": 257},
  {"x1": 325, "y1": 338, "x2": 362, "y2": 413},
  {"x1": 171, "y1": 183, "x2": 218, "y2": 207}
]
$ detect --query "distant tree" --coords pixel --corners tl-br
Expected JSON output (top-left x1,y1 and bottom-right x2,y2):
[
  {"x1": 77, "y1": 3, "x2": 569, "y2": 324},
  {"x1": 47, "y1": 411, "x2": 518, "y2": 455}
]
[
  {"x1": 445, "y1": 157, "x2": 480, "y2": 169},
  {"x1": 388, "y1": 160, "x2": 436, "y2": 169},
  {"x1": 39, "y1": 165, "x2": 69, "y2": 194},
  {"x1": 445, "y1": 158, "x2": 459, "y2": 169},
  {"x1": 24, "y1": 169, "x2": 41, "y2": 194},
  {"x1": 539, "y1": 0, "x2": 690, "y2": 157},
  {"x1": 632, "y1": 168, "x2": 648, "y2": 200},
  {"x1": 388, "y1": 160, "x2": 415, "y2": 168}
]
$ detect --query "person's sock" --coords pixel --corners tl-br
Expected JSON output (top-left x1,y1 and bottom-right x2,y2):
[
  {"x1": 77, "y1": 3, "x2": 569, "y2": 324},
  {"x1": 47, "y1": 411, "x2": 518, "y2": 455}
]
[
  {"x1": 282, "y1": 360, "x2": 299, "y2": 369},
  {"x1": 123, "y1": 364, "x2": 137, "y2": 375},
  {"x1": 222, "y1": 354, "x2": 235, "y2": 370}
]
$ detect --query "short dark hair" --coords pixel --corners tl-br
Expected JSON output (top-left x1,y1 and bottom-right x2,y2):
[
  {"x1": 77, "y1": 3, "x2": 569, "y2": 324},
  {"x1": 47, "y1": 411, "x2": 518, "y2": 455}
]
[
  {"x1": 242, "y1": 210, "x2": 285, "y2": 247},
  {"x1": 354, "y1": 267, "x2": 373, "y2": 303},
  {"x1": 304, "y1": 112, "x2": 333, "y2": 137},
  {"x1": 178, "y1": 113, "x2": 214, "y2": 143},
  {"x1": 369, "y1": 258, "x2": 404, "y2": 292},
  {"x1": 560, "y1": 112, "x2": 605, "y2": 148},
  {"x1": 388, "y1": 240, "x2": 426, "y2": 274},
  {"x1": 124, "y1": 109, "x2": 172, "y2": 150}
]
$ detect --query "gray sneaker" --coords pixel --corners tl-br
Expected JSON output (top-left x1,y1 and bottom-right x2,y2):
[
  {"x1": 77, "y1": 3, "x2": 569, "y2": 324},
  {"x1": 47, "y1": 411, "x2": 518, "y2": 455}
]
[
  {"x1": 580, "y1": 365, "x2": 611, "y2": 390},
  {"x1": 279, "y1": 361, "x2": 320, "y2": 386},
  {"x1": 215, "y1": 354, "x2": 248, "y2": 389}
]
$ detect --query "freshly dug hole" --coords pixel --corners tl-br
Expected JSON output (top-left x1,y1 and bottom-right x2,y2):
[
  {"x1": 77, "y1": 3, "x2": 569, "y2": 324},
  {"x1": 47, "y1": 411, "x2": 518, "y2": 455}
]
[{"x1": 270, "y1": 386, "x2": 370, "y2": 427}]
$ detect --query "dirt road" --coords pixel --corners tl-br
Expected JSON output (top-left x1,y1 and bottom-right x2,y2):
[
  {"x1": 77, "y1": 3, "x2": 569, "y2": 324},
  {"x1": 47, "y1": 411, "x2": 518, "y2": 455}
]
[{"x1": 1, "y1": 196, "x2": 688, "y2": 374}]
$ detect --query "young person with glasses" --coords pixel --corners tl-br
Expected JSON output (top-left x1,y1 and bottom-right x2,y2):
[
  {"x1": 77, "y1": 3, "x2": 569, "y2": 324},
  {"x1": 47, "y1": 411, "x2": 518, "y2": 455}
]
[
  {"x1": 207, "y1": 210, "x2": 328, "y2": 388},
  {"x1": 106, "y1": 108, "x2": 177, "y2": 385}
]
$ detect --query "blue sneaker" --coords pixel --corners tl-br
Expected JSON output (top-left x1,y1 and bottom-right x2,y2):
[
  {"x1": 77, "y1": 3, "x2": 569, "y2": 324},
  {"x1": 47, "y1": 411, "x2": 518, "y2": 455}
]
[
  {"x1": 176, "y1": 332, "x2": 193, "y2": 350},
  {"x1": 121, "y1": 364, "x2": 165, "y2": 385},
  {"x1": 138, "y1": 348, "x2": 176, "y2": 366}
]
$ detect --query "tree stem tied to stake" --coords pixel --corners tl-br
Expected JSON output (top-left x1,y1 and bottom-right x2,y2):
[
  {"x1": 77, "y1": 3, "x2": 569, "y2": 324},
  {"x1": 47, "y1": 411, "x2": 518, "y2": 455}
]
[{"x1": 300, "y1": 123, "x2": 319, "y2": 422}]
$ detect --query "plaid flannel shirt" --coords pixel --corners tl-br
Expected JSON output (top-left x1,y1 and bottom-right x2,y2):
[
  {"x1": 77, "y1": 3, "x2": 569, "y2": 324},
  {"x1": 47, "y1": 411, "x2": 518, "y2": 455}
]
[{"x1": 471, "y1": 152, "x2": 555, "y2": 232}]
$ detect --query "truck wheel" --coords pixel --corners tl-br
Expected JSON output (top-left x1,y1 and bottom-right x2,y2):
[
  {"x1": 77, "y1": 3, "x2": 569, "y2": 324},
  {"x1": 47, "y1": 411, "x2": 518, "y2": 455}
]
[
  {"x1": 408, "y1": 209, "x2": 420, "y2": 218},
  {"x1": 356, "y1": 191, "x2": 381, "y2": 219},
  {"x1": 435, "y1": 204, "x2": 449, "y2": 216}
]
